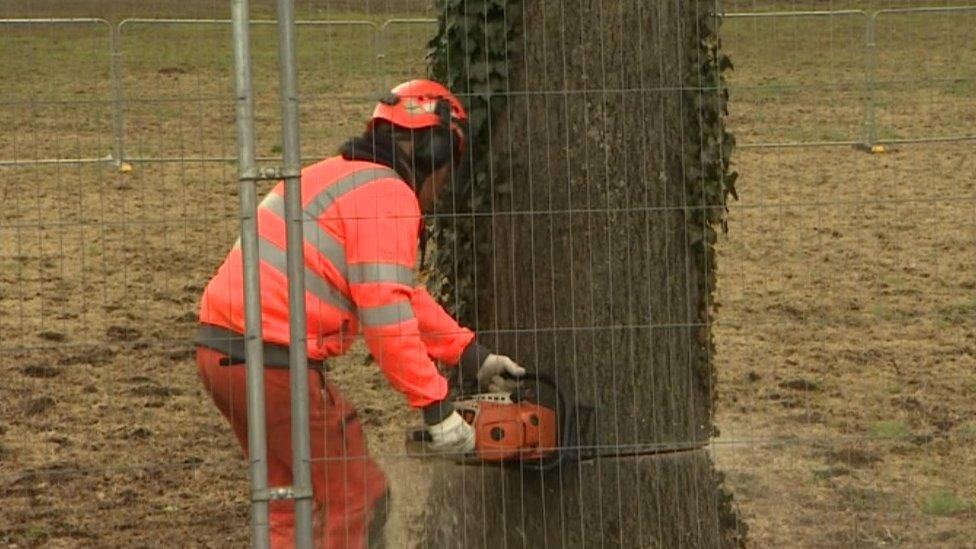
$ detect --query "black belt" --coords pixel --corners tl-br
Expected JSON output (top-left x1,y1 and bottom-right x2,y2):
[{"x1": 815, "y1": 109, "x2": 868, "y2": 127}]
[{"x1": 195, "y1": 324, "x2": 328, "y2": 371}]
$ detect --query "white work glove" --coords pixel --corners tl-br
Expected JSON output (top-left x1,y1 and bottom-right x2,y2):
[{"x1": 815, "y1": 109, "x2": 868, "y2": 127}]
[
  {"x1": 478, "y1": 354, "x2": 526, "y2": 392},
  {"x1": 426, "y1": 410, "x2": 476, "y2": 455}
]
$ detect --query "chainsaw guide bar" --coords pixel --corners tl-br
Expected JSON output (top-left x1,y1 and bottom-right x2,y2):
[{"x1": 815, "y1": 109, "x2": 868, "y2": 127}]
[{"x1": 406, "y1": 372, "x2": 711, "y2": 469}]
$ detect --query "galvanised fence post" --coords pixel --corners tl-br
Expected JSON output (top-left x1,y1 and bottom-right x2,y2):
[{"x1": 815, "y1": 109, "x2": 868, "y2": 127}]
[{"x1": 230, "y1": 0, "x2": 272, "y2": 546}]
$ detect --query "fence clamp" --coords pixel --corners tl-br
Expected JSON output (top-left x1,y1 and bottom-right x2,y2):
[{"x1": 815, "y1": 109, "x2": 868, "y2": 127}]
[
  {"x1": 240, "y1": 166, "x2": 301, "y2": 182},
  {"x1": 253, "y1": 485, "x2": 314, "y2": 502}
]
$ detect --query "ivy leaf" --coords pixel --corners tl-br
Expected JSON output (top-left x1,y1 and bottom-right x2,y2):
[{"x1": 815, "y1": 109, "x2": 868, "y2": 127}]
[
  {"x1": 426, "y1": 0, "x2": 528, "y2": 322},
  {"x1": 464, "y1": 0, "x2": 490, "y2": 13},
  {"x1": 469, "y1": 60, "x2": 491, "y2": 80},
  {"x1": 490, "y1": 61, "x2": 510, "y2": 78}
]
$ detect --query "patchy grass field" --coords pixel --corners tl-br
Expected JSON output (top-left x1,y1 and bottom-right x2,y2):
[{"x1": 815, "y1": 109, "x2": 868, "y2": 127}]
[
  {"x1": 713, "y1": 142, "x2": 976, "y2": 547},
  {"x1": 1, "y1": 1, "x2": 974, "y2": 547},
  {"x1": 715, "y1": 2, "x2": 976, "y2": 546}
]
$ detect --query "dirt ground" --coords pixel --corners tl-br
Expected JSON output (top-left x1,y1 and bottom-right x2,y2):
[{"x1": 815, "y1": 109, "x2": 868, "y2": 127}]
[
  {"x1": 712, "y1": 142, "x2": 976, "y2": 548},
  {"x1": 1, "y1": 1, "x2": 975, "y2": 547}
]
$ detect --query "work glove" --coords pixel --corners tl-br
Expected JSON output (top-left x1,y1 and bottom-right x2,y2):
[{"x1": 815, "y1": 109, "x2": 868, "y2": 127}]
[
  {"x1": 457, "y1": 340, "x2": 527, "y2": 393},
  {"x1": 426, "y1": 410, "x2": 476, "y2": 455},
  {"x1": 478, "y1": 353, "x2": 526, "y2": 392}
]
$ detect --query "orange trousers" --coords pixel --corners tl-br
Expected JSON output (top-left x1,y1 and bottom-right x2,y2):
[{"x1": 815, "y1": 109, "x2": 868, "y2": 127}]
[{"x1": 197, "y1": 347, "x2": 389, "y2": 548}]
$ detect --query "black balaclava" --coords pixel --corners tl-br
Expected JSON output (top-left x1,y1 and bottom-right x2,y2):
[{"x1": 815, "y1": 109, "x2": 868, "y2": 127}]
[
  {"x1": 338, "y1": 125, "x2": 441, "y2": 263},
  {"x1": 338, "y1": 124, "x2": 416, "y2": 186}
]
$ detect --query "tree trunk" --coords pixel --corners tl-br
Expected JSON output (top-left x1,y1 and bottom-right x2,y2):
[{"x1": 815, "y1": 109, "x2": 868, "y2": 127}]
[{"x1": 424, "y1": 0, "x2": 742, "y2": 546}]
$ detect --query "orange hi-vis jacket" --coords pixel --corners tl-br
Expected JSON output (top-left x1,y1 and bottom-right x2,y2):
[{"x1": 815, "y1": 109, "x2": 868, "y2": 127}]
[{"x1": 199, "y1": 157, "x2": 474, "y2": 407}]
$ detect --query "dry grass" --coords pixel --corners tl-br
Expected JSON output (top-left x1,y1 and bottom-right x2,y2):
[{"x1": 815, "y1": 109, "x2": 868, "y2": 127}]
[{"x1": 713, "y1": 142, "x2": 976, "y2": 547}]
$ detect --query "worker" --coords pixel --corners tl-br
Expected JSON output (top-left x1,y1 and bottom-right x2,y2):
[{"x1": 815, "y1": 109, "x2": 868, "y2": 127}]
[{"x1": 194, "y1": 79, "x2": 525, "y2": 548}]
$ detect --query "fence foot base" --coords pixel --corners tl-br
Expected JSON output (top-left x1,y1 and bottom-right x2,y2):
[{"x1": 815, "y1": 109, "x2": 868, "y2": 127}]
[{"x1": 853, "y1": 143, "x2": 889, "y2": 154}]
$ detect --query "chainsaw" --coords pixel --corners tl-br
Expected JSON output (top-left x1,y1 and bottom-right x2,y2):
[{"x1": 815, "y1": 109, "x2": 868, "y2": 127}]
[{"x1": 405, "y1": 371, "x2": 584, "y2": 471}]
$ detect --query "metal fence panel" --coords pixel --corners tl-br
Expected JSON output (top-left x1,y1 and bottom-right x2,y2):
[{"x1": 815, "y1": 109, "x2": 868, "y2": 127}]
[
  {"x1": 379, "y1": 18, "x2": 438, "y2": 89},
  {"x1": 0, "y1": 19, "x2": 115, "y2": 166},
  {"x1": 721, "y1": 10, "x2": 870, "y2": 148},
  {"x1": 2, "y1": 8, "x2": 971, "y2": 164},
  {"x1": 117, "y1": 18, "x2": 377, "y2": 164},
  {"x1": 870, "y1": 6, "x2": 976, "y2": 144}
]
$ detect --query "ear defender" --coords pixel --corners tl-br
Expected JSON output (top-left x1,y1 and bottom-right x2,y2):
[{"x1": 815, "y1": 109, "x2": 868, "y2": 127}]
[
  {"x1": 427, "y1": 99, "x2": 458, "y2": 170},
  {"x1": 379, "y1": 92, "x2": 400, "y2": 106}
]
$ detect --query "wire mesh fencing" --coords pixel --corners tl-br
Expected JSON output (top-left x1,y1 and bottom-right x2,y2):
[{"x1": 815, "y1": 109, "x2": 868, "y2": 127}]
[
  {"x1": 717, "y1": 1, "x2": 975, "y2": 546},
  {"x1": 722, "y1": 4, "x2": 976, "y2": 148},
  {"x1": 0, "y1": 0, "x2": 974, "y2": 547}
]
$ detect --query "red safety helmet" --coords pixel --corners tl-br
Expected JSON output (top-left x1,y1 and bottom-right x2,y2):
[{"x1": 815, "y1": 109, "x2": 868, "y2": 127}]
[{"x1": 370, "y1": 80, "x2": 468, "y2": 159}]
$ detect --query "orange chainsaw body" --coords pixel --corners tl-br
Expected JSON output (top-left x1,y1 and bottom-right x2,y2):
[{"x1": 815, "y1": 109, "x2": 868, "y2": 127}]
[
  {"x1": 406, "y1": 372, "x2": 573, "y2": 470},
  {"x1": 456, "y1": 396, "x2": 559, "y2": 462}
]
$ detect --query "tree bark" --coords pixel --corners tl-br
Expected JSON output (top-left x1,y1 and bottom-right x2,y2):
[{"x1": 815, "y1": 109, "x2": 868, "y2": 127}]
[{"x1": 424, "y1": 0, "x2": 742, "y2": 546}]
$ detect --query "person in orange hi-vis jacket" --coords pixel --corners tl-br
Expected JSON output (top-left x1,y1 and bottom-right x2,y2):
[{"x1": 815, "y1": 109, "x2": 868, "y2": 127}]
[{"x1": 194, "y1": 79, "x2": 525, "y2": 548}]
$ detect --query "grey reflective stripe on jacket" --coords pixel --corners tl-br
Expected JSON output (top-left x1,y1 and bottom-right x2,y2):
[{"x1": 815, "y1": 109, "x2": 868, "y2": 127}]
[
  {"x1": 231, "y1": 237, "x2": 353, "y2": 313},
  {"x1": 347, "y1": 262, "x2": 416, "y2": 286},
  {"x1": 247, "y1": 166, "x2": 403, "y2": 315},
  {"x1": 259, "y1": 192, "x2": 349, "y2": 278},
  {"x1": 357, "y1": 300, "x2": 415, "y2": 328}
]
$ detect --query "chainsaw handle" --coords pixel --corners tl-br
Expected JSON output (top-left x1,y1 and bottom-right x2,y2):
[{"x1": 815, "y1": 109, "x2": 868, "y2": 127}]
[{"x1": 411, "y1": 428, "x2": 433, "y2": 443}]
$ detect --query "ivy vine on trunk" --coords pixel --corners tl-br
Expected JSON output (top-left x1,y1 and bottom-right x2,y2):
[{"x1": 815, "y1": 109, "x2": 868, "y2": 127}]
[{"x1": 424, "y1": 0, "x2": 521, "y2": 327}]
